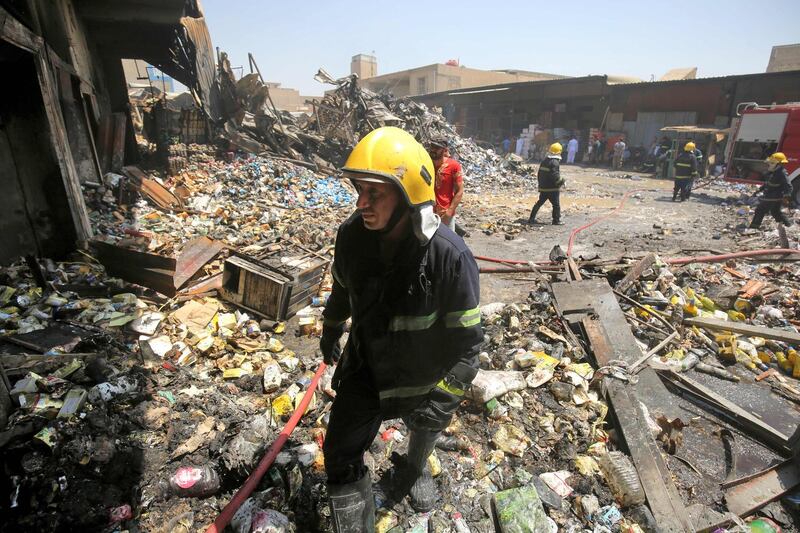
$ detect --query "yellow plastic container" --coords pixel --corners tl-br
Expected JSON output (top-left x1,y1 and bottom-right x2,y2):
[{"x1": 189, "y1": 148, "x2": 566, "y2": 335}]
[
  {"x1": 698, "y1": 296, "x2": 717, "y2": 311},
  {"x1": 683, "y1": 303, "x2": 700, "y2": 317},
  {"x1": 777, "y1": 352, "x2": 792, "y2": 373},
  {"x1": 727, "y1": 310, "x2": 746, "y2": 322},
  {"x1": 733, "y1": 298, "x2": 752, "y2": 313}
]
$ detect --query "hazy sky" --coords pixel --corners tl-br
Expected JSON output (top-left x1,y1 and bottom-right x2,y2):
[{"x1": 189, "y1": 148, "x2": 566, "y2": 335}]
[{"x1": 202, "y1": 0, "x2": 800, "y2": 96}]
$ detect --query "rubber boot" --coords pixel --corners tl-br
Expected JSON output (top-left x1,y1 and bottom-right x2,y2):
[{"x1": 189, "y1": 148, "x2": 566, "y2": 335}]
[
  {"x1": 528, "y1": 204, "x2": 541, "y2": 225},
  {"x1": 327, "y1": 472, "x2": 374, "y2": 533},
  {"x1": 405, "y1": 429, "x2": 439, "y2": 512},
  {"x1": 552, "y1": 203, "x2": 564, "y2": 225}
]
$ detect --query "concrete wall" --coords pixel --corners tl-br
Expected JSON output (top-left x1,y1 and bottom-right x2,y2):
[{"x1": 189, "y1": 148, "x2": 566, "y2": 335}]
[
  {"x1": 265, "y1": 83, "x2": 314, "y2": 113},
  {"x1": 351, "y1": 54, "x2": 377, "y2": 80},
  {"x1": 415, "y1": 72, "x2": 800, "y2": 148},
  {"x1": 767, "y1": 44, "x2": 800, "y2": 73},
  {"x1": 361, "y1": 63, "x2": 564, "y2": 97}
]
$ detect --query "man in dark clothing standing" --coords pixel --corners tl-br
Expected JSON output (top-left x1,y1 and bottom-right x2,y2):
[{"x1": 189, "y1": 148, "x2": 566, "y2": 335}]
[
  {"x1": 749, "y1": 152, "x2": 793, "y2": 229},
  {"x1": 673, "y1": 142, "x2": 698, "y2": 201},
  {"x1": 528, "y1": 142, "x2": 565, "y2": 225},
  {"x1": 320, "y1": 127, "x2": 483, "y2": 532}
]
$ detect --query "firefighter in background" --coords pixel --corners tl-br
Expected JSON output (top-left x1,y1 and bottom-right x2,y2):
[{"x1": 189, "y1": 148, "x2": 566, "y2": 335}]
[
  {"x1": 320, "y1": 127, "x2": 482, "y2": 531},
  {"x1": 673, "y1": 142, "x2": 699, "y2": 202},
  {"x1": 528, "y1": 142, "x2": 565, "y2": 225},
  {"x1": 749, "y1": 152, "x2": 793, "y2": 229}
]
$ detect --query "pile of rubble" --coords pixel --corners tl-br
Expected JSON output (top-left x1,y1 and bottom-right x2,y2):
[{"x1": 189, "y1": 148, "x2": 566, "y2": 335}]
[
  {"x1": 216, "y1": 55, "x2": 531, "y2": 188},
  {"x1": 4, "y1": 59, "x2": 800, "y2": 533},
  {"x1": 0, "y1": 252, "x2": 651, "y2": 532}
]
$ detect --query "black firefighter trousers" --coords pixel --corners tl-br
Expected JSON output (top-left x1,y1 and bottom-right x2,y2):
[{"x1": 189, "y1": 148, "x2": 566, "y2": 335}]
[
  {"x1": 750, "y1": 200, "x2": 790, "y2": 228},
  {"x1": 323, "y1": 365, "x2": 439, "y2": 485},
  {"x1": 529, "y1": 191, "x2": 561, "y2": 223},
  {"x1": 673, "y1": 177, "x2": 694, "y2": 201}
]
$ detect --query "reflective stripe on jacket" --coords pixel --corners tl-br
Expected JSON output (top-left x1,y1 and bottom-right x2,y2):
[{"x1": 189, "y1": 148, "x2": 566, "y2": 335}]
[
  {"x1": 674, "y1": 151, "x2": 698, "y2": 179},
  {"x1": 322, "y1": 212, "x2": 483, "y2": 418}
]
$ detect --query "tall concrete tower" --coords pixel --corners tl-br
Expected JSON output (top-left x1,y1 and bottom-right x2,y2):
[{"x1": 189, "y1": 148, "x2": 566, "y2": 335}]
[{"x1": 351, "y1": 54, "x2": 377, "y2": 79}]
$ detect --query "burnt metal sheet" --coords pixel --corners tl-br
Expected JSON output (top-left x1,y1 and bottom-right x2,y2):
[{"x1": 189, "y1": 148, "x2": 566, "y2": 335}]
[
  {"x1": 658, "y1": 370, "x2": 791, "y2": 455},
  {"x1": 4, "y1": 323, "x2": 85, "y2": 354},
  {"x1": 725, "y1": 459, "x2": 800, "y2": 518},
  {"x1": 180, "y1": 14, "x2": 221, "y2": 121}
]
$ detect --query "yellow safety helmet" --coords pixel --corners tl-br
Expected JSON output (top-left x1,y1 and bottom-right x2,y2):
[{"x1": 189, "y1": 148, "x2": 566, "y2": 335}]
[
  {"x1": 549, "y1": 142, "x2": 563, "y2": 155},
  {"x1": 684, "y1": 142, "x2": 696, "y2": 152},
  {"x1": 341, "y1": 127, "x2": 434, "y2": 208},
  {"x1": 767, "y1": 152, "x2": 788, "y2": 164}
]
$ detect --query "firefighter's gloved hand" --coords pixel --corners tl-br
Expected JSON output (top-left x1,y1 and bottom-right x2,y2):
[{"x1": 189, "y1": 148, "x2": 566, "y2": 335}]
[
  {"x1": 408, "y1": 363, "x2": 477, "y2": 432},
  {"x1": 320, "y1": 326, "x2": 343, "y2": 366}
]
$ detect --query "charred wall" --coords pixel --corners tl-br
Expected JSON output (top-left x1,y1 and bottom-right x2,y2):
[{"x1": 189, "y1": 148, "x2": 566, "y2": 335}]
[{"x1": 0, "y1": 43, "x2": 76, "y2": 263}]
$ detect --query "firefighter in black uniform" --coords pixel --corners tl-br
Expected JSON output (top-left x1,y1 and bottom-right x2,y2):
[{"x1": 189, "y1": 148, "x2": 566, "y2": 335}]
[
  {"x1": 749, "y1": 152, "x2": 793, "y2": 229},
  {"x1": 673, "y1": 142, "x2": 698, "y2": 201},
  {"x1": 320, "y1": 127, "x2": 483, "y2": 532},
  {"x1": 528, "y1": 142, "x2": 565, "y2": 225}
]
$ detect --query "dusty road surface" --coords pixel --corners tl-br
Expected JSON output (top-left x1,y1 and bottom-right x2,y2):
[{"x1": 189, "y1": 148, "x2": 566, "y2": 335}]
[{"x1": 459, "y1": 165, "x2": 748, "y2": 303}]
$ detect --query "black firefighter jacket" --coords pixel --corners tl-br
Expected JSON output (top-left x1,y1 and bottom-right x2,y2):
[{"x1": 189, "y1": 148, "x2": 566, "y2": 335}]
[
  {"x1": 758, "y1": 166, "x2": 792, "y2": 202},
  {"x1": 674, "y1": 151, "x2": 698, "y2": 179},
  {"x1": 537, "y1": 156, "x2": 564, "y2": 192},
  {"x1": 322, "y1": 212, "x2": 483, "y2": 419}
]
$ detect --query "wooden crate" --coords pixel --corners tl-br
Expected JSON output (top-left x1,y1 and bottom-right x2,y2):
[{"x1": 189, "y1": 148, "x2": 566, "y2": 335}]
[{"x1": 220, "y1": 245, "x2": 328, "y2": 321}]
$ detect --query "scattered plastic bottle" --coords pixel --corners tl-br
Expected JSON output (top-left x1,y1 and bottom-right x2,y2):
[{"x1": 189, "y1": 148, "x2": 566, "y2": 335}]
[
  {"x1": 598, "y1": 451, "x2": 646, "y2": 507},
  {"x1": 88, "y1": 376, "x2": 138, "y2": 402},
  {"x1": 167, "y1": 465, "x2": 220, "y2": 498},
  {"x1": 452, "y1": 512, "x2": 471, "y2": 533}
]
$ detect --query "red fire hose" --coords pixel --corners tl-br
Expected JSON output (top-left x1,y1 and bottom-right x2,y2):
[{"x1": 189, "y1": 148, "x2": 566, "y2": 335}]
[
  {"x1": 665, "y1": 248, "x2": 800, "y2": 265},
  {"x1": 205, "y1": 362, "x2": 328, "y2": 533},
  {"x1": 473, "y1": 255, "x2": 553, "y2": 266},
  {"x1": 474, "y1": 187, "x2": 799, "y2": 269},
  {"x1": 567, "y1": 189, "x2": 648, "y2": 257}
]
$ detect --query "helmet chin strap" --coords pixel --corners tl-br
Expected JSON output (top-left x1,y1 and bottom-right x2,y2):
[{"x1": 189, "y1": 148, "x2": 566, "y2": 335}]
[{"x1": 378, "y1": 204, "x2": 410, "y2": 236}]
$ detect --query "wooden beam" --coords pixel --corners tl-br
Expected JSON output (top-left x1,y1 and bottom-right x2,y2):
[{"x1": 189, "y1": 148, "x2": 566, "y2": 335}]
[
  {"x1": 683, "y1": 317, "x2": 800, "y2": 345},
  {"x1": 582, "y1": 317, "x2": 692, "y2": 533},
  {"x1": 32, "y1": 45, "x2": 93, "y2": 242},
  {"x1": 616, "y1": 253, "x2": 657, "y2": 293},
  {"x1": 0, "y1": 6, "x2": 43, "y2": 53},
  {"x1": 658, "y1": 370, "x2": 791, "y2": 454}
]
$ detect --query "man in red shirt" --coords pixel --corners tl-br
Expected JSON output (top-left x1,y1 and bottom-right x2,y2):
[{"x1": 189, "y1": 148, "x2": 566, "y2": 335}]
[{"x1": 427, "y1": 136, "x2": 464, "y2": 231}]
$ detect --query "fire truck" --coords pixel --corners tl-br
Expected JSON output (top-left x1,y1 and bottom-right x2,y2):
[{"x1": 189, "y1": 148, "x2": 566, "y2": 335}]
[{"x1": 724, "y1": 102, "x2": 800, "y2": 204}]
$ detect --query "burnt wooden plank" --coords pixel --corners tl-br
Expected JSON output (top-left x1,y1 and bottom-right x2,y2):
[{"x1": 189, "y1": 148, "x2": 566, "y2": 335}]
[
  {"x1": 658, "y1": 371, "x2": 791, "y2": 454},
  {"x1": 173, "y1": 237, "x2": 224, "y2": 289},
  {"x1": 683, "y1": 317, "x2": 800, "y2": 345},
  {"x1": 583, "y1": 316, "x2": 692, "y2": 533},
  {"x1": 34, "y1": 44, "x2": 93, "y2": 241},
  {"x1": 553, "y1": 278, "x2": 691, "y2": 532},
  {"x1": 616, "y1": 253, "x2": 657, "y2": 294}
]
